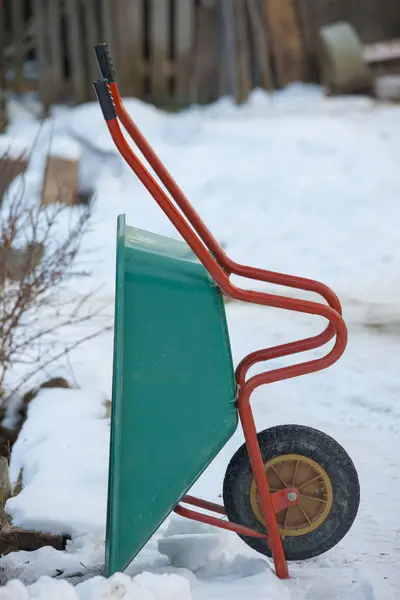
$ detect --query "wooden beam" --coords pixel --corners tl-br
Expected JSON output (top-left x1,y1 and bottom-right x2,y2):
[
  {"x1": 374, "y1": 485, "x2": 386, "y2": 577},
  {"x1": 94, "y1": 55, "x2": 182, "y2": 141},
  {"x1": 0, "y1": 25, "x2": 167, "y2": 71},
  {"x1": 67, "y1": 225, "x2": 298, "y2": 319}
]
[
  {"x1": 190, "y1": 2, "x2": 220, "y2": 104},
  {"x1": 364, "y1": 39, "x2": 400, "y2": 64},
  {"x1": 41, "y1": 154, "x2": 80, "y2": 207},
  {"x1": 10, "y1": 0, "x2": 24, "y2": 93},
  {"x1": 219, "y1": 0, "x2": 239, "y2": 100},
  {"x1": 114, "y1": 0, "x2": 143, "y2": 97},
  {"x1": 263, "y1": 0, "x2": 307, "y2": 87},
  {"x1": 0, "y1": 5, "x2": 7, "y2": 131},
  {"x1": 33, "y1": 0, "x2": 52, "y2": 115},
  {"x1": 150, "y1": 0, "x2": 169, "y2": 104},
  {"x1": 100, "y1": 0, "x2": 115, "y2": 56},
  {"x1": 0, "y1": 154, "x2": 29, "y2": 204},
  {"x1": 82, "y1": 0, "x2": 99, "y2": 99},
  {"x1": 246, "y1": 0, "x2": 274, "y2": 90},
  {"x1": 48, "y1": 0, "x2": 64, "y2": 100},
  {"x1": 65, "y1": 0, "x2": 87, "y2": 104},
  {"x1": 175, "y1": 0, "x2": 195, "y2": 104},
  {"x1": 235, "y1": 0, "x2": 252, "y2": 103}
]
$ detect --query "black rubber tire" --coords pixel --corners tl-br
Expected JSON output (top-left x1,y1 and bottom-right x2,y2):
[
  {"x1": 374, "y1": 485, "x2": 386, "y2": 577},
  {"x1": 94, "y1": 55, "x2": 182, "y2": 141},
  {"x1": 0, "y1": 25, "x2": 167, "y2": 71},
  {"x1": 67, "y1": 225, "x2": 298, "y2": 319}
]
[
  {"x1": 223, "y1": 425, "x2": 360, "y2": 561},
  {"x1": 316, "y1": 22, "x2": 373, "y2": 94}
]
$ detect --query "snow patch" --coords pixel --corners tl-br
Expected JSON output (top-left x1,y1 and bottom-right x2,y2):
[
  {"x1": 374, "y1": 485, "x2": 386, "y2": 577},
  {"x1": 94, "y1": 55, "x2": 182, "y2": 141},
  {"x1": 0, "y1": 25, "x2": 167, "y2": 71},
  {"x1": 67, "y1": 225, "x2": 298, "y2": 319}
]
[
  {"x1": 159, "y1": 518, "x2": 267, "y2": 579},
  {"x1": 0, "y1": 135, "x2": 32, "y2": 159},
  {"x1": 48, "y1": 136, "x2": 81, "y2": 160},
  {"x1": 7, "y1": 388, "x2": 109, "y2": 538},
  {"x1": 0, "y1": 572, "x2": 192, "y2": 600}
]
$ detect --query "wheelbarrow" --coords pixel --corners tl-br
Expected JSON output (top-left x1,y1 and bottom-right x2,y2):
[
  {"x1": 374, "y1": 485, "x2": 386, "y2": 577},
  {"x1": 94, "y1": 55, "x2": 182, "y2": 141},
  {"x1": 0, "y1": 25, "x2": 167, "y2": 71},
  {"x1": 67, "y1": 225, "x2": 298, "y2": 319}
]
[{"x1": 92, "y1": 44, "x2": 360, "y2": 581}]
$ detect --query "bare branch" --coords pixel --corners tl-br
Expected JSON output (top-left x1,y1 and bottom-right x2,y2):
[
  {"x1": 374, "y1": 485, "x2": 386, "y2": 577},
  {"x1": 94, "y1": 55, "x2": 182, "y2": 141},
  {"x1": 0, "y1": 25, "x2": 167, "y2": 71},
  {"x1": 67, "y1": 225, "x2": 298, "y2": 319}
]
[
  {"x1": 0, "y1": 136, "x2": 109, "y2": 405},
  {"x1": 9, "y1": 325, "x2": 112, "y2": 398}
]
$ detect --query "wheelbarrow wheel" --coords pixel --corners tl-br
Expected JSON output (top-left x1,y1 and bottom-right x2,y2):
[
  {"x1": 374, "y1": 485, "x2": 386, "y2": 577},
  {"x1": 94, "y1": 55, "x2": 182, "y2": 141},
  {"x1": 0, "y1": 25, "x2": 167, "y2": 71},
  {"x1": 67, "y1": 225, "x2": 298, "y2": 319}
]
[{"x1": 223, "y1": 424, "x2": 360, "y2": 561}]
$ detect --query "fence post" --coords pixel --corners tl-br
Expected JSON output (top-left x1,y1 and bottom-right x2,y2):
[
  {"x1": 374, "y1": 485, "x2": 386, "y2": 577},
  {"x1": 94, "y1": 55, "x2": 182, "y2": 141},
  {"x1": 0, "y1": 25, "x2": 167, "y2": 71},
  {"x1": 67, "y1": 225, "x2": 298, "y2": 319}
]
[
  {"x1": 65, "y1": 0, "x2": 87, "y2": 104},
  {"x1": 0, "y1": 4, "x2": 7, "y2": 132},
  {"x1": 235, "y1": 0, "x2": 252, "y2": 103},
  {"x1": 191, "y1": 0, "x2": 220, "y2": 104},
  {"x1": 33, "y1": 0, "x2": 53, "y2": 115},
  {"x1": 150, "y1": 0, "x2": 170, "y2": 105},
  {"x1": 114, "y1": 0, "x2": 143, "y2": 97},
  {"x1": 246, "y1": 0, "x2": 274, "y2": 90},
  {"x1": 48, "y1": 1, "x2": 64, "y2": 100},
  {"x1": 175, "y1": 0, "x2": 195, "y2": 106},
  {"x1": 263, "y1": 0, "x2": 308, "y2": 86},
  {"x1": 10, "y1": 0, "x2": 24, "y2": 93},
  {"x1": 219, "y1": 0, "x2": 239, "y2": 100}
]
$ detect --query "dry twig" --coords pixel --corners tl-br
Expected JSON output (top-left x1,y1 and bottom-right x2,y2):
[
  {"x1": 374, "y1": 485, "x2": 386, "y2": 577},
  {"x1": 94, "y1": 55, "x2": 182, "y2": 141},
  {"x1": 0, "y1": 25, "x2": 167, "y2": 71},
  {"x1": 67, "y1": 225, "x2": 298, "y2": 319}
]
[{"x1": 0, "y1": 143, "x2": 111, "y2": 405}]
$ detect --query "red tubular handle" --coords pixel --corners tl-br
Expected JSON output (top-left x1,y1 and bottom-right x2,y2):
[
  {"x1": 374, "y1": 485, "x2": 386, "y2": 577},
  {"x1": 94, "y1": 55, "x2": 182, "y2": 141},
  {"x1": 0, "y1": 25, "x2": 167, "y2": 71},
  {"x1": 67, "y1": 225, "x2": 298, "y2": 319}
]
[
  {"x1": 109, "y1": 81, "x2": 342, "y2": 384},
  {"x1": 104, "y1": 115, "x2": 347, "y2": 372},
  {"x1": 93, "y1": 67, "x2": 348, "y2": 581}
]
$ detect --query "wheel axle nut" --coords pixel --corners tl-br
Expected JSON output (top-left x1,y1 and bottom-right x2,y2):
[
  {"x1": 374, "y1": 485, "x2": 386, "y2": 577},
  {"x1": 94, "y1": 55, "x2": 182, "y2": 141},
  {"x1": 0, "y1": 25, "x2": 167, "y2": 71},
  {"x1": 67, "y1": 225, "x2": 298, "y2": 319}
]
[{"x1": 287, "y1": 492, "x2": 297, "y2": 502}]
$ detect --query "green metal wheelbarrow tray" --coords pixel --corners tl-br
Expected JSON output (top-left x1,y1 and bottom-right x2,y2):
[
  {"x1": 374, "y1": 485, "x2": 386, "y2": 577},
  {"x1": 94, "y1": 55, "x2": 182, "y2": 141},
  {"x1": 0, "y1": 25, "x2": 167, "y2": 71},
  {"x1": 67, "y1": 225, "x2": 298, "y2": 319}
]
[{"x1": 93, "y1": 44, "x2": 360, "y2": 582}]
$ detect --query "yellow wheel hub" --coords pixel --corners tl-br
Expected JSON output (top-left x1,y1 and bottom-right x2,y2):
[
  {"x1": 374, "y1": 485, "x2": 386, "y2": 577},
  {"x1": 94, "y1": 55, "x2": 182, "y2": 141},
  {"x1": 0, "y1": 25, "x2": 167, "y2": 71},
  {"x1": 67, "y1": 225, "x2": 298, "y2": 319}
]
[{"x1": 250, "y1": 454, "x2": 333, "y2": 536}]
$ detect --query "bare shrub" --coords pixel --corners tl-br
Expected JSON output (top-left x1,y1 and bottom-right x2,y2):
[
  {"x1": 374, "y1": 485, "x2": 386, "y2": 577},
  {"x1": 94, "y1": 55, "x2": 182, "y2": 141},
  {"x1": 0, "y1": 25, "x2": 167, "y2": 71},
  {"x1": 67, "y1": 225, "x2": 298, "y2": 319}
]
[{"x1": 0, "y1": 147, "x2": 112, "y2": 406}]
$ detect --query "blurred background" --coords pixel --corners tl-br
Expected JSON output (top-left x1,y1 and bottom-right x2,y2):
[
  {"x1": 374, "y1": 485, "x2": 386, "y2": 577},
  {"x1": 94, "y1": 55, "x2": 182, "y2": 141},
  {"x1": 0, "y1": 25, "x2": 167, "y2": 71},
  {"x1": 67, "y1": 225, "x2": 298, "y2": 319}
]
[
  {"x1": 1, "y1": 0, "x2": 400, "y2": 124},
  {"x1": 0, "y1": 2, "x2": 400, "y2": 596}
]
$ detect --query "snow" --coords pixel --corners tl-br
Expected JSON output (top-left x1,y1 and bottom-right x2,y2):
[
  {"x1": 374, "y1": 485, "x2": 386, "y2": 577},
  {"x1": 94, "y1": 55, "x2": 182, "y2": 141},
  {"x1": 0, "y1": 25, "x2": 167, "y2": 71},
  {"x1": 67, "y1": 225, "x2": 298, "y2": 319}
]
[
  {"x1": 0, "y1": 136, "x2": 32, "y2": 160},
  {"x1": 7, "y1": 389, "x2": 109, "y2": 538},
  {"x1": 0, "y1": 85, "x2": 399, "y2": 599},
  {"x1": 47, "y1": 136, "x2": 81, "y2": 161},
  {"x1": 0, "y1": 572, "x2": 192, "y2": 600}
]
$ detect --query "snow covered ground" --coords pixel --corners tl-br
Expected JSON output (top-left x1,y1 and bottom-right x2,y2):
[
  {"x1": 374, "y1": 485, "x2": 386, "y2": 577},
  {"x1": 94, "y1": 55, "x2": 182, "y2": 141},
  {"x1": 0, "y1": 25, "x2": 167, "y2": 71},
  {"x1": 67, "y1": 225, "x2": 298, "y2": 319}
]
[{"x1": 0, "y1": 85, "x2": 399, "y2": 598}]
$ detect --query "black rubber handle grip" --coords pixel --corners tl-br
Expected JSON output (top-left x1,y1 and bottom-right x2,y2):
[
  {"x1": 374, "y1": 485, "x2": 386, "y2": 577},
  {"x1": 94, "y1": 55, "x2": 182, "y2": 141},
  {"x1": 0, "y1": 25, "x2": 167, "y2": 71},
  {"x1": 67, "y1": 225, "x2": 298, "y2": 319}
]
[
  {"x1": 94, "y1": 43, "x2": 115, "y2": 83},
  {"x1": 93, "y1": 79, "x2": 116, "y2": 121}
]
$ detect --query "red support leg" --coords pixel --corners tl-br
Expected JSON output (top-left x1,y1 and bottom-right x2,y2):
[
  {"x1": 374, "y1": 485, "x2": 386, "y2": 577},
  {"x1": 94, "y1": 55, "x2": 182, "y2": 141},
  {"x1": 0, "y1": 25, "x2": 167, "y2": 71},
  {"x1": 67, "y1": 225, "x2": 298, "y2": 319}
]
[{"x1": 237, "y1": 391, "x2": 289, "y2": 579}]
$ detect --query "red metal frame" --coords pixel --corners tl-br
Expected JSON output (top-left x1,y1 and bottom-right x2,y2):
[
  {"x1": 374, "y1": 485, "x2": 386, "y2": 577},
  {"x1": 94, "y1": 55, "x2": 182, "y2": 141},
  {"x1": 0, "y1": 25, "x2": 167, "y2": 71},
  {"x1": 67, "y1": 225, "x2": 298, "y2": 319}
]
[
  {"x1": 93, "y1": 70, "x2": 348, "y2": 580},
  {"x1": 174, "y1": 491, "x2": 299, "y2": 540}
]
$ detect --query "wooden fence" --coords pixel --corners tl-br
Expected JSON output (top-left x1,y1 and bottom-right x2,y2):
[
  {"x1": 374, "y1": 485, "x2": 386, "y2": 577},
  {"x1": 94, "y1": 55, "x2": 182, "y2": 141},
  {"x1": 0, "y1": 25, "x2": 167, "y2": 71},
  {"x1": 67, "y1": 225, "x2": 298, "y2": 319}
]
[
  {"x1": 113, "y1": 0, "x2": 196, "y2": 106},
  {"x1": 1, "y1": 0, "x2": 400, "y2": 118},
  {"x1": 1, "y1": 0, "x2": 199, "y2": 112}
]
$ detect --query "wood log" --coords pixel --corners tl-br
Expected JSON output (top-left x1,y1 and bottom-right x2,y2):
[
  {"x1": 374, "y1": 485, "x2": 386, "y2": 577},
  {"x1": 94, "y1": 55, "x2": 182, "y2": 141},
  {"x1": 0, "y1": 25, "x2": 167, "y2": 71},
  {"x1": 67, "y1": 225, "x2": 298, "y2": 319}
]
[
  {"x1": 0, "y1": 137, "x2": 30, "y2": 203},
  {"x1": 41, "y1": 138, "x2": 81, "y2": 206},
  {"x1": 263, "y1": 0, "x2": 308, "y2": 87},
  {"x1": 0, "y1": 439, "x2": 68, "y2": 556}
]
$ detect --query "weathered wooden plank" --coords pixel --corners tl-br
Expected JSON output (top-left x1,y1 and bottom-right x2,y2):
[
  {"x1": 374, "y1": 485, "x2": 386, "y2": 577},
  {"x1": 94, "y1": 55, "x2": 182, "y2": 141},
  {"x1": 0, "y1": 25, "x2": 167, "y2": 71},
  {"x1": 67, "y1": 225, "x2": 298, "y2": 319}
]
[
  {"x1": 263, "y1": 0, "x2": 308, "y2": 87},
  {"x1": 0, "y1": 458, "x2": 12, "y2": 510},
  {"x1": 0, "y1": 6, "x2": 7, "y2": 130},
  {"x1": 246, "y1": 0, "x2": 274, "y2": 90},
  {"x1": 100, "y1": 0, "x2": 115, "y2": 60},
  {"x1": 292, "y1": 0, "x2": 310, "y2": 50},
  {"x1": 113, "y1": 0, "x2": 124, "y2": 70},
  {"x1": 175, "y1": 0, "x2": 195, "y2": 103},
  {"x1": 235, "y1": 0, "x2": 252, "y2": 103},
  {"x1": 114, "y1": 0, "x2": 143, "y2": 97},
  {"x1": 0, "y1": 146, "x2": 29, "y2": 204},
  {"x1": 33, "y1": 0, "x2": 53, "y2": 114},
  {"x1": 10, "y1": 0, "x2": 25, "y2": 92},
  {"x1": 48, "y1": 0, "x2": 64, "y2": 100},
  {"x1": 65, "y1": 0, "x2": 87, "y2": 104},
  {"x1": 219, "y1": 0, "x2": 239, "y2": 100},
  {"x1": 364, "y1": 39, "x2": 400, "y2": 64},
  {"x1": 42, "y1": 156, "x2": 80, "y2": 207},
  {"x1": 150, "y1": 0, "x2": 169, "y2": 103},
  {"x1": 83, "y1": 0, "x2": 99, "y2": 90},
  {"x1": 190, "y1": 2, "x2": 220, "y2": 104}
]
